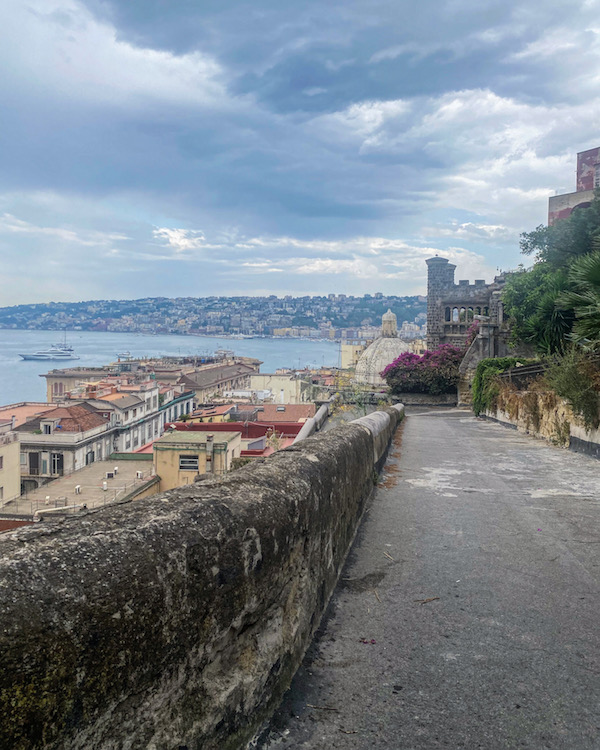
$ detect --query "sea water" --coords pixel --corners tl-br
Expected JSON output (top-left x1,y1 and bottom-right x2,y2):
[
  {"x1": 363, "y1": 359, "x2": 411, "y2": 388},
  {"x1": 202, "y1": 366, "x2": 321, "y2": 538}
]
[{"x1": 0, "y1": 330, "x2": 341, "y2": 406}]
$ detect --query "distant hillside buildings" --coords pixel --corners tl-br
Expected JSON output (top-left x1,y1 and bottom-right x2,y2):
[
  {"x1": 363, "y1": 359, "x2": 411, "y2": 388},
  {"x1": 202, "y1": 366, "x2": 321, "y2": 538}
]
[{"x1": 0, "y1": 293, "x2": 427, "y2": 339}]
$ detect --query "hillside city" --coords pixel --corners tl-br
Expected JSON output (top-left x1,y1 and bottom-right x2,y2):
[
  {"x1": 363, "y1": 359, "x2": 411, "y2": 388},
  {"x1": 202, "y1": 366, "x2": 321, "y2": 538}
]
[{"x1": 0, "y1": 293, "x2": 427, "y2": 340}]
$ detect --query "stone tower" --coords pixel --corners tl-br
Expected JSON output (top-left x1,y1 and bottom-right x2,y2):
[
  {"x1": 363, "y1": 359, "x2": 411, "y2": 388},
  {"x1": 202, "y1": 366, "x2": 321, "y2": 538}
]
[
  {"x1": 426, "y1": 256, "x2": 456, "y2": 349},
  {"x1": 425, "y1": 256, "x2": 505, "y2": 351}
]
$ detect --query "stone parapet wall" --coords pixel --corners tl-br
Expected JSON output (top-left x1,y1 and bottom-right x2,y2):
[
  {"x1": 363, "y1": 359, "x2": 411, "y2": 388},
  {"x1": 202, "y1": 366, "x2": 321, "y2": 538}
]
[
  {"x1": 391, "y1": 392, "x2": 457, "y2": 406},
  {"x1": 0, "y1": 406, "x2": 404, "y2": 750}
]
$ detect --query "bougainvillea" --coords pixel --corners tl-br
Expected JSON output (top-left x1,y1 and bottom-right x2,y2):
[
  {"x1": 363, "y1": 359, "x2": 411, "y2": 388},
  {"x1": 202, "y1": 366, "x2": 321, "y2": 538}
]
[
  {"x1": 464, "y1": 321, "x2": 479, "y2": 348},
  {"x1": 380, "y1": 344, "x2": 464, "y2": 395}
]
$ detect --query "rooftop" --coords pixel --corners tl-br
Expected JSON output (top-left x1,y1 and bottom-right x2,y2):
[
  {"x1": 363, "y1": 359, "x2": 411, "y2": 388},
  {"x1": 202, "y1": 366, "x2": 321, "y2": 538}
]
[
  {"x1": 4, "y1": 459, "x2": 154, "y2": 516},
  {"x1": 255, "y1": 403, "x2": 316, "y2": 423},
  {"x1": 0, "y1": 402, "x2": 55, "y2": 427},
  {"x1": 17, "y1": 403, "x2": 108, "y2": 433},
  {"x1": 155, "y1": 431, "x2": 240, "y2": 447}
]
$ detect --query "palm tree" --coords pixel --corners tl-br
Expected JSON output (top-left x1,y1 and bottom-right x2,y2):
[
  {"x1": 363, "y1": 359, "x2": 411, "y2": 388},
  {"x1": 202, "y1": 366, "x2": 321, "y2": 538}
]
[{"x1": 557, "y1": 242, "x2": 600, "y2": 349}]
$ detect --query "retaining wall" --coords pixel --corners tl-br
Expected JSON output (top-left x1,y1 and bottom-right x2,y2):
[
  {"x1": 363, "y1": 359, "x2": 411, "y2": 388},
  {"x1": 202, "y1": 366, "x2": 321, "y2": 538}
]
[
  {"x1": 0, "y1": 406, "x2": 404, "y2": 750},
  {"x1": 484, "y1": 392, "x2": 600, "y2": 459}
]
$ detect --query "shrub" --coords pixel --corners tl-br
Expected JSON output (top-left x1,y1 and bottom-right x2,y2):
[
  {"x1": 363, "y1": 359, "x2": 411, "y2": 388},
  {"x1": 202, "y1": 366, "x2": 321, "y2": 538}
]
[
  {"x1": 544, "y1": 348, "x2": 600, "y2": 431},
  {"x1": 471, "y1": 357, "x2": 531, "y2": 416},
  {"x1": 381, "y1": 344, "x2": 464, "y2": 395}
]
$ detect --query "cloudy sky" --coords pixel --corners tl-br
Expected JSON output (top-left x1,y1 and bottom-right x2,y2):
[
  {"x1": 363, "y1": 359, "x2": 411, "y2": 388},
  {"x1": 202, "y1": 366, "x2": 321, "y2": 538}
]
[{"x1": 1, "y1": 0, "x2": 599, "y2": 304}]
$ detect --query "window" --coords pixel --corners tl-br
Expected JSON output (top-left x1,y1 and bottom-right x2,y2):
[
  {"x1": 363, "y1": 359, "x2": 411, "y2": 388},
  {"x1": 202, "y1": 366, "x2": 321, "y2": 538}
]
[
  {"x1": 0, "y1": 456, "x2": 3, "y2": 470},
  {"x1": 0, "y1": 487, "x2": 3, "y2": 501},
  {"x1": 276, "y1": 406, "x2": 285, "y2": 412},
  {"x1": 20, "y1": 453, "x2": 26, "y2": 465},
  {"x1": 179, "y1": 455, "x2": 199, "y2": 470},
  {"x1": 43, "y1": 424, "x2": 52, "y2": 434},
  {"x1": 51, "y1": 453, "x2": 64, "y2": 476}
]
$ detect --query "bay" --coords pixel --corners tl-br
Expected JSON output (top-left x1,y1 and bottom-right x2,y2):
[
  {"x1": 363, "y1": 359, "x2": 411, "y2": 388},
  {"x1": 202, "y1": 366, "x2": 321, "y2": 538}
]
[{"x1": 0, "y1": 330, "x2": 341, "y2": 406}]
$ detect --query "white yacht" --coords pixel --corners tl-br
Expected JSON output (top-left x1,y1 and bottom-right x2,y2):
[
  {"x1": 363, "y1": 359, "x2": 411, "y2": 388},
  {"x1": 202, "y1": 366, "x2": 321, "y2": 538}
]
[{"x1": 19, "y1": 344, "x2": 80, "y2": 361}]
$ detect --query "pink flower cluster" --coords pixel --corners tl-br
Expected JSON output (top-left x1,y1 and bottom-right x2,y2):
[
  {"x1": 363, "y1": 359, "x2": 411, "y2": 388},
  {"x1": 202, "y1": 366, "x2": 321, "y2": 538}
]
[{"x1": 380, "y1": 343, "x2": 464, "y2": 395}]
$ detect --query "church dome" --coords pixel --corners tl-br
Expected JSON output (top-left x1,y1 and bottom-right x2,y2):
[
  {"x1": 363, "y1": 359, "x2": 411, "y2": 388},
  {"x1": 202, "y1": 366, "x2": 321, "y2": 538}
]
[
  {"x1": 354, "y1": 310, "x2": 410, "y2": 386},
  {"x1": 354, "y1": 336, "x2": 411, "y2": 386}
]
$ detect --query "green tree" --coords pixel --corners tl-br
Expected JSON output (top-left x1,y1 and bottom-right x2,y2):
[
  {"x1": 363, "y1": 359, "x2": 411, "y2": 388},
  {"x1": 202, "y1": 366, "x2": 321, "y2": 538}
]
[
  {"x1": 502, "y1": 191, "x2": 600, "y2": 353},
  {"x1": 556, "y1": 244, "x2": 600, "y2": 349},
  {"x1": 502, "y1": 265, "x2": 573, "y2": 354},
  {"x1": 520, "y1": 189, "x2": 600, "y2": 269}
]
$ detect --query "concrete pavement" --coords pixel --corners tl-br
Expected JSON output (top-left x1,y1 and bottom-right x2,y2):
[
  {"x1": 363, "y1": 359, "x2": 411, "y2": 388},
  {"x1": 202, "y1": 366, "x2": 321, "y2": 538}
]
[{"x1": 258, "y1": 407, "x2": 600, "y2": 749}]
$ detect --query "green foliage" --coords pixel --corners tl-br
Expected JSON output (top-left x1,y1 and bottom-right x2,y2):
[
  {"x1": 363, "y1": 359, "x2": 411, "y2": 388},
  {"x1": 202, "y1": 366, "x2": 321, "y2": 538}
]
[
  {"x1": 544, "y1": 349, "x2": 600, "y2": 431},
  {"x1": 471, "y1": 357, "x2": 531, "y2": 416},
  {"x1": 503, "y1": 191, "x2": 600, "y2": 353},
  {"x1": 520, "y1": 189, "x2": 600, "y2": 270},
  {"x1": 556, "y1": 244, "x2": 600, "y2": 349},
  {"x1": 502, "y1": 265, "x2": 573, "y2": 354}
]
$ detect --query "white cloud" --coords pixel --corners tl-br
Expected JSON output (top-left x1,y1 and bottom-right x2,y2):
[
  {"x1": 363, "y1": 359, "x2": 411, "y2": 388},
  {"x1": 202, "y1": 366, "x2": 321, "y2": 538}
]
[
  {"x1": 511, "y1": 27, "x2": 587, "y2": 60},
  {"x1": 0, "y1": 213, "x2": 129, "y2": 246},
  {"x1": 421, "y1": 221, "x2": 516, "y2": 243},
  {"x1": 0, "y1": 0, "x2": 225, "y2": 109},
  {"x1": 295, "y1": 258, "x2": 378, "y2": 276},
  {"x1": 153, "y1": 227, "x2": 207, "y2": 253}
]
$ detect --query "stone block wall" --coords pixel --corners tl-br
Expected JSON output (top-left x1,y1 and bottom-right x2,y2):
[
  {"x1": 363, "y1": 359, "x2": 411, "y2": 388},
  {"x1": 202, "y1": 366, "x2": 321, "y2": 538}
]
[
  {"x1": 484, "y1": 392, "x2": 600, "y2": 459},
  {"x1": 0, "y1": 407, "x2": 404, "y2": 750}
]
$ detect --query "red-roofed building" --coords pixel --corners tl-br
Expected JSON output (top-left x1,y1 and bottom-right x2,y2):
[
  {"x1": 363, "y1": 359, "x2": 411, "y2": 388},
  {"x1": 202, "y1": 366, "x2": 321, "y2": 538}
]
[{"x1": 16, "y1": 403, "x2": 112, "y2": 493}]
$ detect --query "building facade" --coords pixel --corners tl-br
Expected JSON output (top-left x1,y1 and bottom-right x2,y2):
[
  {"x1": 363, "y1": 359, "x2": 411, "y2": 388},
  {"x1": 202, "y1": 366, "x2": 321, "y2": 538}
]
[
  {"x1": 426, "y1": 257, "x2": 506, "y2": 351},
  {"x1": 153, "y1": 431, "x2": 241, "y2": 491},
  {"x1": 0, "y1": 425, "x2": 20, "y2": 506},
  {"x1": 548, "y1": 146, "x2": 600, "y2": 225}
]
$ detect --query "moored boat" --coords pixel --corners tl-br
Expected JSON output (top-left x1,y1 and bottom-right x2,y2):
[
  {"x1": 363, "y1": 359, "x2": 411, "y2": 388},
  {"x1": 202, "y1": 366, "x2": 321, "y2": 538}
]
[{"x1": 19, "y1": 345, "x2": 79, "y2": 361}]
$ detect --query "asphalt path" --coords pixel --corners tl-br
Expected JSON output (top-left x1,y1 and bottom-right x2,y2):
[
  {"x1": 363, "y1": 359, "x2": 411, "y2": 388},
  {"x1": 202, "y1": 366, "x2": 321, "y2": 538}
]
[{"x1": 257, "y1": 408, "x2": 600, "y2": 749}]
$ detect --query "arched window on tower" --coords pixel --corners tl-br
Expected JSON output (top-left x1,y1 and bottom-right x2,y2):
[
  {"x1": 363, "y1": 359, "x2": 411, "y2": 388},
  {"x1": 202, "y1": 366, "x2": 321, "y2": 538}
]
[
  {"x1": 467, "y1": 307, "x2": 474, "y2": 322},
  {"x1": 459, "y1": 307, "x2": 466, "y2": 322},
  {"x1": 452, "y1": 307, "x2": 459, "y2": 322},
  {"x1": 445, "y1": 307, "x2": 451, "y2": 322}
]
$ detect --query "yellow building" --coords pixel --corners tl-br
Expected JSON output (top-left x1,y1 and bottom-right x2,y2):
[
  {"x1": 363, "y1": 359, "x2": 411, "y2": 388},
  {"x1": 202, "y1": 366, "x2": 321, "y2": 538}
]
[
  {"x1": 153, "y1": 431, "x2": 241, "y2": 492},
  {"x1": 187, "y1": 405, "x2": 236, "y2": 423},
  {"x1": 340, "y1": 343, "x2": 365, "y2": 369},
  {"x1": 249, "y1": 374, "x2": 310, "y2": 404},
  {"x1": 0, "y1": 427, "x2": 20, "y2": 505}
]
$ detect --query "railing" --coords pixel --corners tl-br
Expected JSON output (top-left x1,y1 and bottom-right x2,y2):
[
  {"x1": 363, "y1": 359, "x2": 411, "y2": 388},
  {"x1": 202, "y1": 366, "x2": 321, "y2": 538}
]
[
  {"x1": 20, "y1": 424, "x2": 112, "y2": 445},
  {"x1": 497, "y1": 353, "x2": 600, "y2": 389},
  {"x1": 0, "y1": 432, "x2": 18, "y2": 447}
]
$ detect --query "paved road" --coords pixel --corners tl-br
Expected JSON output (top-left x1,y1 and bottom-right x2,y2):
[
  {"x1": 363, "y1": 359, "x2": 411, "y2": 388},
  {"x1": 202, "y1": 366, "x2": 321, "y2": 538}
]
[{"x1": 258, "y1": 408, "x2": 600, "y2": 749}]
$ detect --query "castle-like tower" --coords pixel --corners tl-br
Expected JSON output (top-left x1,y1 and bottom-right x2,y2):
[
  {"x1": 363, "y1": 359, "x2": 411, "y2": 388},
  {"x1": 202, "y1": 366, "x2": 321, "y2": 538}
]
[{"x1": 425, "y1": 257, "x2": 505, "y2": 350}]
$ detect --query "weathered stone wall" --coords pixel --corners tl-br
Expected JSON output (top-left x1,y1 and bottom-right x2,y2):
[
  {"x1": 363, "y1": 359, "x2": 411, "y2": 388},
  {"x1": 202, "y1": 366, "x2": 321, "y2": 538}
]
[
  {"x1": 389, "y1": 392, "x2": 457, "y2": 406},
  {"x1": 484, "y1": 391, "x2": 600, "y2": 459},
  {"x1": 0, "y1": 406, "x2": 404, "y2": 750}
]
